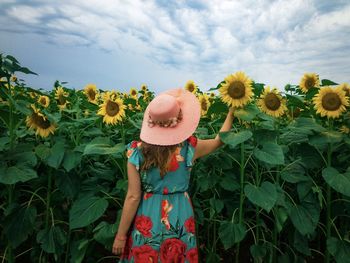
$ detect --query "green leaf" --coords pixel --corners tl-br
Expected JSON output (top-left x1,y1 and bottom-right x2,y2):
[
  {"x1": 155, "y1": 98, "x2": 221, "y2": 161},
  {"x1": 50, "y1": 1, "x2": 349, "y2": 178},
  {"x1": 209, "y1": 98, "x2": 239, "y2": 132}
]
[
  {"x1": 309, "y1": 130, "x2": 343, "y2": 150},
  {"x1": 220, "y1": 175, "x2": 239, "y2": 192},
  {"x1": 285, "y1": 94, "x2": 305, "y2": 108},
  {"x1": 62, "y1": 150, "x2": 82, "y2": 172},
  {"x1": 0, "y1": 164, "x2": 38, "y2": 185},
  {"x1": 244, "y1": 182, "x2": 277, "y2": 212},
  {"x1": 36, "y1": 225, "x2": 66, "y2": 254},
  {"x1": 70, "y1": 238, "x2": 89, "y2": 263},
  {"x1": 69, "y1": 196, "x2": 108, "y2": 229},
  {"x1": 294, "y1": 230, "x2": 311, "y2": 256},
  {"x1": 56, "y1": 172, "x2": 80, "y2": 199},
  {"x1": 253, "y1": 142, "x2": 285, "y2": 165},
  {"x1": 322, "y1": 167, "x2": 350, "y2": 197},
  {"x1": 218, "y1": 221, "x2": 246, "y2": 249},
  {"x1": 219, "y1": 130, "x2": 252, "y2": 149},
  {"x1": 47, "y1": 141, "x2": 65, "y2": 169},
  {"x1": 93, "y1": 221, "x2": 118, "y2": 249},
  {"x1": 234, "y1": 104, "x2": 260, "y2": 121},
  {"x1": 275, "y1": 207, "x2": 288, "y2": 232},
  {"x1": 209, "y1": 198, "x2": 224, "y2": 213},
  {"x1": 250, "y1": 244, "x2": 267, "y2": 259},
  {"x1": 83, "y1": 142, "x2": 125, "y2": 156},
  {"x1": 288, "y1": 200, "x2": 319, "y2": 236},
  {"x1": 327, "y1": 237, "x2": 350, "y2": 263},
  {"x1": 4, "y1": 206, "x2": 37, "y2": 248},
  {"x1": 321, "y1": 79, "x2": 338, "y2": 86},
  {"x1": 281, "y1": 162, "x2": 310, "y2": 183},
  {"x1": 293, "y1": 117, "x2": 326, "y2": 132}
]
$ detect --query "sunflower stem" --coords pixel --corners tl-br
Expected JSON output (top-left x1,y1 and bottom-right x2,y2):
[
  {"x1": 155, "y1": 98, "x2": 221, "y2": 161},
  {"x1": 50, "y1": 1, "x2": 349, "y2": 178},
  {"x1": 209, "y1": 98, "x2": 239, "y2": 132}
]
[
  {"x1": 6, "y1": 76, "x2": 15, "y2": 263},
  {"x1": 325, "y1": 118, "x2": 333, "y2": 263},
  {"x1": 235, "y1": 142, "x2": 245, "y2": 263}
]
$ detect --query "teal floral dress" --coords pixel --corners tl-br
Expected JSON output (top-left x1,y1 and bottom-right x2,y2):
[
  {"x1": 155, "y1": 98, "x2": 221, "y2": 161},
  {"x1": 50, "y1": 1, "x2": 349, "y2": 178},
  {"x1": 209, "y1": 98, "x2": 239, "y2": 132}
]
[{"x1": 119, "y1": 135, "x2": 199, "y2": 263}]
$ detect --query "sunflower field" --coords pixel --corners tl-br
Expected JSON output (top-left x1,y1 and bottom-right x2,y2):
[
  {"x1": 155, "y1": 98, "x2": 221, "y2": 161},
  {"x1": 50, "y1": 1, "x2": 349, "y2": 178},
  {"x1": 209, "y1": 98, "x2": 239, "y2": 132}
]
[{"x1": 0, "y1": 53, "x2": 350, "y2": 263}]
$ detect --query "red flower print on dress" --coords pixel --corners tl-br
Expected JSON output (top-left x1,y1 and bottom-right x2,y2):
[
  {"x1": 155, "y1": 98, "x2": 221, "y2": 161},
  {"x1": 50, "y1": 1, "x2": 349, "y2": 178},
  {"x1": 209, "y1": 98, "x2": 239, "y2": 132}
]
[
  {"x1": 163, "y1": 187, "x2": 169, "y2": 195},
  {"x1": 184, "y1": 216, "x2": 196, "y2": 234},
  {"x1": 187, "y1": 135, "x2": 197, "y2": 147},
  {"x1": 135, "y1": 215, "x2": 153, "y2": 238},
  {"x1": 168, "y1": 153, "x2": 179, "y2": 172},
  {"x1": 161, "y1": 199, "x2": 173, "y2": 230},
  {"x1": 186, "y1": 247, "x2": 199, "y2": 263},
  {"x1": 131, "y1": 141, "x2": 138, "y2": 148},
  {"x1": 132, "y1": 244, "x2": 158, "y2": 262},
  {"x1": 120, "y1": 234, "x2": 133, "y2": 260},
  {"x1": 160, "y1": 238, "x2": 187, "y2": 263},
  {"x1": 144, "y1": 192, "x2": 153, "y2": 200}
]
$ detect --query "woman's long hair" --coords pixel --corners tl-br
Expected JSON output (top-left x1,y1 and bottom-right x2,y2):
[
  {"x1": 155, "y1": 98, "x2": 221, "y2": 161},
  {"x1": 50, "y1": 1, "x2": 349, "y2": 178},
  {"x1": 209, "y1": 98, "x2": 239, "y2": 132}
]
[{"x1": 139, "y1": 140, "x2": 184, "y2": 178}]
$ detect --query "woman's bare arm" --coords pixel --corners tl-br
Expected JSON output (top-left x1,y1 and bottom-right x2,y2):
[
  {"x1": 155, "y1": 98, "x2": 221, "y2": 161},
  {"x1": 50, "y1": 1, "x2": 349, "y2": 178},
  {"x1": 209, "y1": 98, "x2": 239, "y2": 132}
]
[
  {"x1": 115, "y1": 162, "x2": 142, "y2": 237},
  {"x1": 193, "y1": 107, "x2": 235, "y2": 161}
]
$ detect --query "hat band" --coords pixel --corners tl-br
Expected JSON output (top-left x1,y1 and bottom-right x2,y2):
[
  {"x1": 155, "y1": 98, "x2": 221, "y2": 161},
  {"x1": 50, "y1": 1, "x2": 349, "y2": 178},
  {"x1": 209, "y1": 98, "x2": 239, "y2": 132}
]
[{"x1": 148, "y1": 108, "x2": 183, "y2": 128}]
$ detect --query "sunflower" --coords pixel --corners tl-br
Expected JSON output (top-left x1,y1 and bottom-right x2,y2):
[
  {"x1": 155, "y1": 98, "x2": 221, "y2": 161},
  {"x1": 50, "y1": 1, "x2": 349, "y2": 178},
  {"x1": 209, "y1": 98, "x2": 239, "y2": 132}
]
[
  {"x1": 84, "y1": 84, "x2": 99, "y2": 104},
  {"x1": 135, "y1": 103, "x2": 142, "y2": 111},
  {"x1": 184, "y1": 80, "x2": 197, "y2": 93},
  {"x1": 141, "y1": 84, "x2": 148, "y2": 92},
  {"x1": 339, "y1": 83, "x2": 350, "y2": 97},
  {"x1": 299, "y1": 73, "x2": 320, "y2": 93},
  {"x1": 25, "y1": 104, "x2": 57, "y2": 138},
  {"x1": 339, "y1": 125, "x2": 349, "y2": 134},
  {"x1": 129, "y1": 88, "x2": 138, "y2": 99},
  {"x1": 97, "y1": 96, "x2": 127, "y2": 125},
  {"x1": 10, "y1": 75, "x2": 17, "y2": 82},
  {"x1": 219, "y1": 71, "x2": 253, "y2": 108},
  {"x1": 29, "y1": 91, "x2": 38, "y2": 99},
  {"x1": 312, "y1": 86, "x2": 349, "y2": 118},
  {"x1": 37, "y1": 95, "x2": 50, "y2": 108},
  {"x1": 123, "y1": 93, "x2": 129, "y2": 99},
  {"x1": 209, "y1": 92, "x2": 216, "y2": 99},
  {"x1": 198, "y1": 94, "x2": 211, "y2": 116},
  {"x1": 54, "y1": 86, "x2": 69, "y2": 110},
  {"x1": 257, "y1": 86, "x2": 287, "y2": 118},
  {"x1": 127, "y1": 103, "x2": 133, "y2": 110}
]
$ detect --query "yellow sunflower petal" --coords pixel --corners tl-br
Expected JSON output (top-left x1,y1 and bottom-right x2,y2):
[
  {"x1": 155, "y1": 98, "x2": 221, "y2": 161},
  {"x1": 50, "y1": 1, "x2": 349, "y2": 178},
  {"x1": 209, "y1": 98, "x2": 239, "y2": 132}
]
[
  {"x1": 312, "y1": 86, "x2": 349, "y2": 118},
  {"x1": 219, "y1": 71, "x2": 253, "y2": 108},
  {"x1": 299, "y1": 73, "x2": 320, "y2": 93}
]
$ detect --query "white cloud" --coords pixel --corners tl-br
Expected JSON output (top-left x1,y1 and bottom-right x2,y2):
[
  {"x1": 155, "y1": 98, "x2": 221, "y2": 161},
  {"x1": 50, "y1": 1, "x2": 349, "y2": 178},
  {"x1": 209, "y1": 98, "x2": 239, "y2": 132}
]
[{"x1": 1, "y1": 0, "x2": 350, "y2": 92}]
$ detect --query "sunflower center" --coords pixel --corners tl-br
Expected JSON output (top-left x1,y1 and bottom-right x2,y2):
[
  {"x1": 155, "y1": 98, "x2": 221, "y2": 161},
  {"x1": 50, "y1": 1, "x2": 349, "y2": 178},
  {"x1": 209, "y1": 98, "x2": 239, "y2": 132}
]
[
  {"x1": 40, "y1": 98, "x2": 46, "y2": 105},
  {"x1": 228, "y1": 81, "x2": 245, "y2": 99},
  {"x1": 33, "y1": 113, "x2": 51, "y2": 129},
  {"x1": 106, "y1": 100, "x2": 120, "y2": 116},
  {"x1": 58, "y1": 95, "x2": 66, "y2": 105},
  {"x1": 305, "y1": 78, "x2": 315, "y2": 89},
  {"x1": 188, "y1": 84, "x2": 195, "y2": 92},
  {"x1": 321, "y1": 92, "x2": 341, "y2": 111},
  {"x1": 264, "y1": 93, "x2": 281, "y2": 111},
  {"x1": 201, "y1": 100, "x2": 208, "y2": 111},
  {"x1": 88, "y1": 90, "x2": 96, "y2": 100},
  {"x1": 131, "y1": 90, "x2": 137, "y2": 96}
]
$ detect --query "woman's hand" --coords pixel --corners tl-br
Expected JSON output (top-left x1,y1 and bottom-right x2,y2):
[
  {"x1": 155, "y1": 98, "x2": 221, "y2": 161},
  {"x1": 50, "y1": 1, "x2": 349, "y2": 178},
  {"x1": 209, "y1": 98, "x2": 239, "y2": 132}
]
[
  {"x1": 228, "y1": 106, "x2": 235, "y2": 116},
  {"x1": 112, "y1": 235, "x2": 126, "y2": 256}
]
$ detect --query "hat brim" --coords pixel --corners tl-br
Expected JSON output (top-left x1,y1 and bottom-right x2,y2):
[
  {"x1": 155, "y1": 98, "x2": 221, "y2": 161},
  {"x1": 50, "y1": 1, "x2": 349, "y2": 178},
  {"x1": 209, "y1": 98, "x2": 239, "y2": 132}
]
[{"x1": 140, "y1": 88, "x2": 201, "y2": 145}]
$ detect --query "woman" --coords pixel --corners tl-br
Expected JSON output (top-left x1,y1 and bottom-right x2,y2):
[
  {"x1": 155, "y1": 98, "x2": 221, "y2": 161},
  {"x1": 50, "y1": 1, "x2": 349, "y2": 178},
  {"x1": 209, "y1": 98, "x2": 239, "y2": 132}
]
[{"x1": 112, "y1": 88, "x2": 234, "y2": 262}]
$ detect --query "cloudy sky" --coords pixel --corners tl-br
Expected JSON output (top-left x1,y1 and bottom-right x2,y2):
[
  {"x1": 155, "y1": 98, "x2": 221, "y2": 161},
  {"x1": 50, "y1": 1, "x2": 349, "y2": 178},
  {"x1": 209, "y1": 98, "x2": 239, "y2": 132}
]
[{"x1": 1, "y1": 0, "x2": 350, "y2": 95}]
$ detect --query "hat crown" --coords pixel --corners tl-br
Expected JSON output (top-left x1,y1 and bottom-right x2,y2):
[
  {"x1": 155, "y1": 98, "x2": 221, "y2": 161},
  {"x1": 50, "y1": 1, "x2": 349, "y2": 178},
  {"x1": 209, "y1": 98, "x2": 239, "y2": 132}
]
[{"x1": 149, "y1": 94, "x2": 180, "y2": 121}]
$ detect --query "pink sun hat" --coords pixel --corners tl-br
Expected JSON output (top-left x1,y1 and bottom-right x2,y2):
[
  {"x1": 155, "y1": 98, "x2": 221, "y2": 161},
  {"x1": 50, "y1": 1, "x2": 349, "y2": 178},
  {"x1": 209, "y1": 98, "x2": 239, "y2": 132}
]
[{"x1": 140, "y1": 88, "x2": 201, "y2": 146}]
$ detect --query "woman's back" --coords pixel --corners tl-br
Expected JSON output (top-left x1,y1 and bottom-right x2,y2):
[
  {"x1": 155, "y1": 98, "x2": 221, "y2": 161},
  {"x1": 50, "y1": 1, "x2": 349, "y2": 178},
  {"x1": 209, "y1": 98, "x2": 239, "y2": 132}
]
[{"x1": 119, "y1": 135, "x2": 199, "y2": 262}]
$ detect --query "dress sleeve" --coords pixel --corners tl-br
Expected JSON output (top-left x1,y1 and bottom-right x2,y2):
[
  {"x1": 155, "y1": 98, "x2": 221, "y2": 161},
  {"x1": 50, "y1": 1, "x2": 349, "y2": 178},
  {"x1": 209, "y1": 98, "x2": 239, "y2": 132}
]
[
  {"x1": 125, "y1": 141, "x2": 141, "y2": 171},
  {"x1": 186, "y1": 135, "x2": 198, "y2": 168}
]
